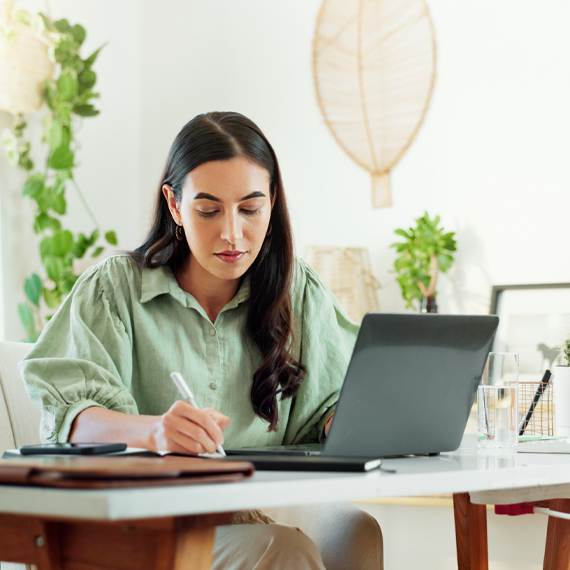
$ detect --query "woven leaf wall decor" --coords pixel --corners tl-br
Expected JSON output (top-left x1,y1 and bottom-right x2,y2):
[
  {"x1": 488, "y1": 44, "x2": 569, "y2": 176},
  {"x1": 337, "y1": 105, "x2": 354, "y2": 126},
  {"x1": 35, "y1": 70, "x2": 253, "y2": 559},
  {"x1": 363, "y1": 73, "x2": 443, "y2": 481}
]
[{"x1": 313, "y1": 0, "x2": 436, "y2": 208}]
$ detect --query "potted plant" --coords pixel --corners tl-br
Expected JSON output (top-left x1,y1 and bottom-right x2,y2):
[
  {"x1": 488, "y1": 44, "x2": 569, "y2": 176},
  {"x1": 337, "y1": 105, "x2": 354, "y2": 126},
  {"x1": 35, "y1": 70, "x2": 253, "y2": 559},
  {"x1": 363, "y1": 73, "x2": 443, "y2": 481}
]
[
  {"x1": 0, "y1": 6, "x2": 117, "y2": 341},
  {"x1": 391, "y1": 212, "x2": 457, "y2": 313}
]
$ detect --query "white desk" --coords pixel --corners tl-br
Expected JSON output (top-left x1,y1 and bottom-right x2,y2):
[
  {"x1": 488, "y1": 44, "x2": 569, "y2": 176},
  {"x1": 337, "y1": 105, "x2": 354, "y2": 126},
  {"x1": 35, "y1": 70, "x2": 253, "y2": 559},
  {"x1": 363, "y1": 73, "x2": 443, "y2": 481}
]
[
  {"x1": 2, "y1": 436, "x2": 570, "y2": 570},
  {"x1": 4, "y1": 436, "x2": 570, "y2": 519},
  {"x1": 0, "y1": 470, "x2": 384, "y2": 521}
]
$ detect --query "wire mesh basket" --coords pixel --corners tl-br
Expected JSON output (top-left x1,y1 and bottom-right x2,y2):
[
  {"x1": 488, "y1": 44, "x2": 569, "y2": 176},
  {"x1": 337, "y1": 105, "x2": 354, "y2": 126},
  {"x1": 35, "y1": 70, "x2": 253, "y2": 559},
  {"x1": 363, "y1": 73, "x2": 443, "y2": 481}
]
[{"x1": 518, "y1": 380, "x2": 554, "y2": 436}]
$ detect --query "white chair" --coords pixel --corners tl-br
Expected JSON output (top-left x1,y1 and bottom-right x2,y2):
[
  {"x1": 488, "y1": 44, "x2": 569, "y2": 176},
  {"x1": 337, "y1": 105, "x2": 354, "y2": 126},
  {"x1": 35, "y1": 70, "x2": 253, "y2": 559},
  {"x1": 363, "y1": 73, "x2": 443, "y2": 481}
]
[
  {"x1": 0, "y1": 341, "x2": 38, "y2": 450},
  {"x1": 0, "y1": 340, "x2": 383, "y2": 570},
  {"x1": 0, "y1": 341, "x2": 36, "y2": 570}
]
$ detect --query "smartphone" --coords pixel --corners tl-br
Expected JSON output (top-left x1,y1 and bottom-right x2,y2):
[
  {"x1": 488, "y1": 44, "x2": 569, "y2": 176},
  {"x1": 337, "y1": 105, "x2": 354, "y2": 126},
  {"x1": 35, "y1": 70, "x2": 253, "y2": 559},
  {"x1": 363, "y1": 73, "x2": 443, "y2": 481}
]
[{"x1": 19, "y1": 443, "x2": 127, "y2": 456}]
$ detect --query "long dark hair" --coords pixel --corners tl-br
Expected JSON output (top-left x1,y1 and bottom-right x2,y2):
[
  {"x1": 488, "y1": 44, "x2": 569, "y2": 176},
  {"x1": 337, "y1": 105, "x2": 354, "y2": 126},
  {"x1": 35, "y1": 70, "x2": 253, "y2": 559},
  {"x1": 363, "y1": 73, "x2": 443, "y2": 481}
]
[{"x1": 131, "y1": 112, "x2": 306, "y2": 431}]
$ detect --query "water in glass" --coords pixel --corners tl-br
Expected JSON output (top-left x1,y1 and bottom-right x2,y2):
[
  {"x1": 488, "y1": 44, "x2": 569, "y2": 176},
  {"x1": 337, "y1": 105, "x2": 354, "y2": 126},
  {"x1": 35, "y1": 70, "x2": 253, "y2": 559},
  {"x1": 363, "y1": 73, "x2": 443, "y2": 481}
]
[{"x1": 477, "y1": 384, "x2": 518, "y2": 450}]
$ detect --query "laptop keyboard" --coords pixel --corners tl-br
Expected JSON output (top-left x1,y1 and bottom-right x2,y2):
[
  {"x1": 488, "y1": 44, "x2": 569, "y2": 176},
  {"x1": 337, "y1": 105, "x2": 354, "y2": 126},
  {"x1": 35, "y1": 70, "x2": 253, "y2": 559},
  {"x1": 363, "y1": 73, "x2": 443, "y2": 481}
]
[{"x1": 226, "y1": 444, "x2": 323, "y2": 456}]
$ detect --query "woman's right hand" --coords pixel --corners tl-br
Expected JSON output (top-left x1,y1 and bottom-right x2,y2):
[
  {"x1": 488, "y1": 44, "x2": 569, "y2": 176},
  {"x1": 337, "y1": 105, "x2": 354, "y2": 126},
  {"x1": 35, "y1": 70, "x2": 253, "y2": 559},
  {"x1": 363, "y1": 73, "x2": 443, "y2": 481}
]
[{"x1": 152, "y1": 401, "x2": 230, "y2": 454}]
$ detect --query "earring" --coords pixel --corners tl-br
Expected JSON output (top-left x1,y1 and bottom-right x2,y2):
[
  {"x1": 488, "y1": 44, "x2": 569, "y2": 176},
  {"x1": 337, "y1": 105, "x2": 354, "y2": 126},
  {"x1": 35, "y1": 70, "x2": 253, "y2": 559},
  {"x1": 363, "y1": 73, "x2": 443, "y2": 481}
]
[
  {"x1": 266, "y1": 222, "x2": 273, "y2": 236},
  {"x1": 175, "y1": 224, "x2": 184, "y2": 241}
]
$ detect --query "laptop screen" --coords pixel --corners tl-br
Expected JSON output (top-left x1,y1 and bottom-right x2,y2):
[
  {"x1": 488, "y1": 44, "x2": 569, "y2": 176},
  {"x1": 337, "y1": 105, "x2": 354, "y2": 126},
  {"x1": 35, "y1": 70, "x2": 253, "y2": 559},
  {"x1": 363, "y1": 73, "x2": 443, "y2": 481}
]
[{"x1": 323, "y1": 313, "x2": 498, "y2": 458}]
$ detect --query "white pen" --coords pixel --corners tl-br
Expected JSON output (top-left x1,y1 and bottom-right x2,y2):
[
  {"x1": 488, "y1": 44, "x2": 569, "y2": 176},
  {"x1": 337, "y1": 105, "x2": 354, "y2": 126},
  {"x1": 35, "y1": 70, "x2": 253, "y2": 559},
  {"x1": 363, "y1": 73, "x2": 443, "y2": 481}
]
[{"x1": 170, "y1": 372, "x2": 226, "y2": 456}]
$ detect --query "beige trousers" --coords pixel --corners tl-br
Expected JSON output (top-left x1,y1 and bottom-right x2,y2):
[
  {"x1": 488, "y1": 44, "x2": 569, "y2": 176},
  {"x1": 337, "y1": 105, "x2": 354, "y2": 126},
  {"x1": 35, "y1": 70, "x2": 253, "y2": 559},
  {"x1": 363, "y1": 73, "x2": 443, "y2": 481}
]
[
  {"x1": 214, "y1": 511, "x2": 326, "y2": 570},
  {"x1": 212, "y1": 507, "x2": 383, "y2": 570}
]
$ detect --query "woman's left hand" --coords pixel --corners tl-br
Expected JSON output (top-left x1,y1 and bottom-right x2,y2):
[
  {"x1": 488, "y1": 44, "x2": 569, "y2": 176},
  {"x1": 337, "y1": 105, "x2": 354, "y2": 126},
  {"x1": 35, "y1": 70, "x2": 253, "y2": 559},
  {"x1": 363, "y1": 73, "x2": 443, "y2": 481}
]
[{"x1": 324, "y1": 412, "x2": 334, "y2": 436}]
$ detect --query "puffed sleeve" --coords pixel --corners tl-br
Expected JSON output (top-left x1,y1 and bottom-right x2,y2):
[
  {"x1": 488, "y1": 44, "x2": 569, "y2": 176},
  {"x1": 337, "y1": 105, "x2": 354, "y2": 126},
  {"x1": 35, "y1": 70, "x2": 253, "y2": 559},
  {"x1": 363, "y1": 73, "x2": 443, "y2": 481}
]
[
  {"x1": 283, "y1": 259, "x2": 360, "y2": 444},
  {"x1": 18, "y1": 258, "x2": 137, "y2": 444}
]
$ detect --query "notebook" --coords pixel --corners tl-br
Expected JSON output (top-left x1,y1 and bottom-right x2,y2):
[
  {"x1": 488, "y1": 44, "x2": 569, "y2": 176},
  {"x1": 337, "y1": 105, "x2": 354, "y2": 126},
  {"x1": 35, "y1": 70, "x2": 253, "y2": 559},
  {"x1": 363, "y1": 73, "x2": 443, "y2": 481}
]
[{"x1": 2, "y1": 447, "x2": 381, "y2": 472}]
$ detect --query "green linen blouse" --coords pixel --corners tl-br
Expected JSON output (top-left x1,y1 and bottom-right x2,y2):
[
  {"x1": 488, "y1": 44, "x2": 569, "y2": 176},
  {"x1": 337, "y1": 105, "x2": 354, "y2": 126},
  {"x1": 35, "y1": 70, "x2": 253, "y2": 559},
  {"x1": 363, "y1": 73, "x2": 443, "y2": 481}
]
[{"x1": 19, "y1": 255, "x2": 359, "y2": 447}]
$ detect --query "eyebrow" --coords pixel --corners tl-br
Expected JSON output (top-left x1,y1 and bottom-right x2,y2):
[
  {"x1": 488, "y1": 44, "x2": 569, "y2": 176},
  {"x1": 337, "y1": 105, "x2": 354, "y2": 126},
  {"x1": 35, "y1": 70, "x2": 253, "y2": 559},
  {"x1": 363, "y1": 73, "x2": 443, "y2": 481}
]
[{"x1": 193, "y1": 191, "x2": 266, "y2": 203}]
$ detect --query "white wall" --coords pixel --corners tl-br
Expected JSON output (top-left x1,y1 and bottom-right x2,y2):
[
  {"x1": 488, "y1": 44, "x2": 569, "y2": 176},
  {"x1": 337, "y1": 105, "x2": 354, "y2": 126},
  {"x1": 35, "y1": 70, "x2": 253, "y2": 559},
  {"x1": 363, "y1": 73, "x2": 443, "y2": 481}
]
[
  {"x1": 2, "y1": 1, "x2": 569, "y2": 339},
  {"x1": 137, "y1": 0, "x2": 570, "y2": 320}
]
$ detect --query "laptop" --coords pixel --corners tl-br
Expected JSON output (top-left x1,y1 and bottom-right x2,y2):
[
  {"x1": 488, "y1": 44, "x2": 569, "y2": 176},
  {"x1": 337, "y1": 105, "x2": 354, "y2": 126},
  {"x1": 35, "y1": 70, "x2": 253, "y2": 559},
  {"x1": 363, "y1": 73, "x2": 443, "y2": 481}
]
[{"x1": 225, "y1": 313, "x2": 498, "y2": 470}]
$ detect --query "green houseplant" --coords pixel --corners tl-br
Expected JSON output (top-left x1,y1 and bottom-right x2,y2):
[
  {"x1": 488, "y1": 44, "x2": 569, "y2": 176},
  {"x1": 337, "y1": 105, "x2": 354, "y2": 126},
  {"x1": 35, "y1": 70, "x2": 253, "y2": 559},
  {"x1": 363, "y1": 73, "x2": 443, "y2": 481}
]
[
  {"x1": 0, "y1": 8, "x2": 117, "y2": 341},
  {"x1": 391, "y1": 212, "x2": 457, "y2": 312}
]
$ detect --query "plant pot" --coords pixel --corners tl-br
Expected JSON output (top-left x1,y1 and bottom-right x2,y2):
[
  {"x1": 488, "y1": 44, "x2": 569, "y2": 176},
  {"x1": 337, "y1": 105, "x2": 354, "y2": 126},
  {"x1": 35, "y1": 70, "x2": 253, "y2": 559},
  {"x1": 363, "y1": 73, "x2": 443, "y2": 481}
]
[
  {"x1": 0, "y1": 21, "x2": 55, "y2": 114},
  {"x1": 553, "y1": 366, "x2": 570, "y2": 437},
  {"x1": 420, "y1": 295, "x2": 437, "y2": 313}
]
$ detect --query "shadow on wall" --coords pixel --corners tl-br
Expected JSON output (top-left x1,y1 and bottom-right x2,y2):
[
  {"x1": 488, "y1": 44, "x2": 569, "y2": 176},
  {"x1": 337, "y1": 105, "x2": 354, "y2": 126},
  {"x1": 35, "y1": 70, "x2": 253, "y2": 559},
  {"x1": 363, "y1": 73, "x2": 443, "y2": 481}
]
[{"x1": 441, "y1": 220, "x2": 493, "y2": 315}]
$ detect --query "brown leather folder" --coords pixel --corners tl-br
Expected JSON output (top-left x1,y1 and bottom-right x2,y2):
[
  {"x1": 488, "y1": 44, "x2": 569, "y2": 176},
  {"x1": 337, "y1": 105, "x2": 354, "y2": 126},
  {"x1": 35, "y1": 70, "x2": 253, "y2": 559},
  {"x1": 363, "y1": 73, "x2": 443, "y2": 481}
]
[{"x1": 0, "y1": 455, "x2": 255, "y2": 489}]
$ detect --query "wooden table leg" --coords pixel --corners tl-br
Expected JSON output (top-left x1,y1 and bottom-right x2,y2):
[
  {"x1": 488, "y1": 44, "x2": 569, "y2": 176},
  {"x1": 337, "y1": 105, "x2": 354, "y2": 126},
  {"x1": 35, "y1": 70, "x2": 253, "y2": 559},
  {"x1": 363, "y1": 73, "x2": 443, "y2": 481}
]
[
  {"x1": 172, "y1": 526, "x2": 216, "y2": 570},
  {"x1": 543, "y1": 499, "x2": 570, "y2": 570},
  {"x1": 0, "y1": 512, "x2": 232, "y2": 570},
  {"x1": 453, "y1": 493, "x2": 488, "y2": 570}
]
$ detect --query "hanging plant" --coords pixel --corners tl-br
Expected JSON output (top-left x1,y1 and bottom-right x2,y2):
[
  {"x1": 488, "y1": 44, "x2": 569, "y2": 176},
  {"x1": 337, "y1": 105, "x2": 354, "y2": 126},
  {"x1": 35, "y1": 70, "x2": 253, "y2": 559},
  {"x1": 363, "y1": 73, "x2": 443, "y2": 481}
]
[{"x1": 0, "y1": 7, "x2": 117, "y2": 342}]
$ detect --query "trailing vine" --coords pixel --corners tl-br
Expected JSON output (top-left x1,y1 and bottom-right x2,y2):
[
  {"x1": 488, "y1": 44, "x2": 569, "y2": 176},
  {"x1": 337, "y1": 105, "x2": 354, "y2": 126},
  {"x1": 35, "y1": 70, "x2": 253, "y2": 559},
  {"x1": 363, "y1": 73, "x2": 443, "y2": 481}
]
[{"x1": 0, "y1": 9, "x2": 117, "y2": 341}]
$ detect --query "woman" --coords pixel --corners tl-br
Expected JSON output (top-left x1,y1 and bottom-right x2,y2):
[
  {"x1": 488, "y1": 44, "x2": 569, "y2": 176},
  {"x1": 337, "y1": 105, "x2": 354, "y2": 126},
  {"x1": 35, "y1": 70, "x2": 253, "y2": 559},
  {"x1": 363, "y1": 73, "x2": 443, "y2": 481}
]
[{"x1": 20, "y1": 111, "x2": 382, "y2": 569}]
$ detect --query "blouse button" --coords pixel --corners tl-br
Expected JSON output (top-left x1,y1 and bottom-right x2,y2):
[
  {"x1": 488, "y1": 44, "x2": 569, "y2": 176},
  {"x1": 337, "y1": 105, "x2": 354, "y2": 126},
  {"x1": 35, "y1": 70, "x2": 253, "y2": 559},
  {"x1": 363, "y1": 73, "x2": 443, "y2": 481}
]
[
  {"x1": 209, "y1": 381, "x2": 219, "y2": 390},
  {"x1": 209, "y1": 327, "x2": 216, "y2": 336}
]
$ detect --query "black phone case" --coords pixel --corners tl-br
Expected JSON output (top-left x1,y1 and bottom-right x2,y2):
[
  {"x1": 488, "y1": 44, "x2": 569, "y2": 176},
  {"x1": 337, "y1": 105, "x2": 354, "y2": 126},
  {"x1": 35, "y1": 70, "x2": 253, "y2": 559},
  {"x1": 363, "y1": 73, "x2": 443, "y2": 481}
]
[{"x1": 19, "y1": 443, "x2": 127, "y2": 456}]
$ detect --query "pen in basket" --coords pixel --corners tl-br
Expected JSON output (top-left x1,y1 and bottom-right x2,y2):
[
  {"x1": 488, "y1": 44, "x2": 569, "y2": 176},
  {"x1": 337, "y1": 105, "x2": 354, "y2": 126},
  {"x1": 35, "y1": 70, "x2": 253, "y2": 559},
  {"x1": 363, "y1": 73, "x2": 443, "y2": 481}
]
[{"x1": 518, "y1": 370, "x2": 553, "y2": 436}]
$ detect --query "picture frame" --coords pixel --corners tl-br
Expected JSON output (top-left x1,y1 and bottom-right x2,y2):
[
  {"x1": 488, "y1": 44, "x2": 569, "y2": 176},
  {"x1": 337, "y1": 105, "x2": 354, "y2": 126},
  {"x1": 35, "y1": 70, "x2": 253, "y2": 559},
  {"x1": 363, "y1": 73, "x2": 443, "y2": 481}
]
[{"x1": 490, "y1": 283, "x2": 570, "y2": 378}]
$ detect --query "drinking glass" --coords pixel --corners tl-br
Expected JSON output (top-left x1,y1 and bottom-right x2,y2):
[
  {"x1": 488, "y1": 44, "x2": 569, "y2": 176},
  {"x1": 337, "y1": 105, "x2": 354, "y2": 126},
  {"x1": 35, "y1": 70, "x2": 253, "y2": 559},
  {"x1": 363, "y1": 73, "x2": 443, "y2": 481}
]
[{"x1": 477, "y1": 352, "x2": 519, "y2": 451}]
